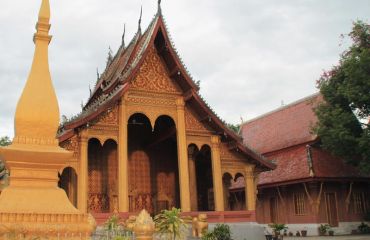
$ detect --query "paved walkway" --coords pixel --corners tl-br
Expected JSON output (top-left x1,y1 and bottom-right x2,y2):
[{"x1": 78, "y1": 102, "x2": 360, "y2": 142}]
[{"x1": 283, "y1": 235, "x2": 370, "y2": 240}]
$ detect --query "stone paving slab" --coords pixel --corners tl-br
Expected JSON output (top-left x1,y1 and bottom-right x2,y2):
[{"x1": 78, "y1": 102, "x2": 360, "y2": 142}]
[{"x1": 283, "y1": 235, "x2": 370, "y2": 240}]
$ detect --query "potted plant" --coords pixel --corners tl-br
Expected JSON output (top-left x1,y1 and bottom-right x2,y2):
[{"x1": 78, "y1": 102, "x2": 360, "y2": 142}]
[
  {"x1": 328, "y1": 229, "x2": 334, "y2": 236},
  {"x1": 288, "y1": 231, "x2": 293, "y2": 237},
  {"x1": 295, "y1": 231, "x2": 301, "y2": 237},
  {"x1": 301, "y1": 227, "x2": 307, "y2": 237},
  {"x1": 358, "y1": 222, "x2": 370, "y2": 234},
  {"x1": 318, "y1": 224, "x2": 330, "y2": 236},
  {"x1": 154, "y1": 207, "x2": 188, "y2": 240},
  {"x1": 269, "y1": 223, "x2": 287, "y2": 240}
]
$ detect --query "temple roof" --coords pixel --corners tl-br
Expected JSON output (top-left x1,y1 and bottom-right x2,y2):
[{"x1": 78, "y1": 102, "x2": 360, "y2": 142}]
[
  {"x1": 58, "y1": 6, "x2": 275, "y2": 170},
  {"x1": 241, "y1": 93, "x2": 321, "y2": 154},
  {"x1": 240, "y1": 93, "x2": 369, "y2": 187}
]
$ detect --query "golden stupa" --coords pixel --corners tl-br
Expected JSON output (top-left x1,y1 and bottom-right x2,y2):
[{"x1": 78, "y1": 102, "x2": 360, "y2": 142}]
[{"x1": 0, "y1": 0, "x2": 95, "y2": 238}]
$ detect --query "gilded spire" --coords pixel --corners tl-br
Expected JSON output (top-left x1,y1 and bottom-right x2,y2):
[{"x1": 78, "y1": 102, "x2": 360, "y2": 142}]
[
  {"x1": 34, "y1": 0, "x2": 52, "y2": 43},
  {"x1": 38, "y1": 0, "x2": 50, "y2": 22},
  {"x1": 13, "y1": 0, "x2": 59, "y2": 146}
]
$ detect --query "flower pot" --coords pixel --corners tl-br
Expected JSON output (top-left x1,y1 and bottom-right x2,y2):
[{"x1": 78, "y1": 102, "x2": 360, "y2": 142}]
[
  {"x1": 301, "y1": 230, "x2": 307, "y2": 237},
  {"x1": 328, "y1": 230, "x2": 334, "y2": 236}
]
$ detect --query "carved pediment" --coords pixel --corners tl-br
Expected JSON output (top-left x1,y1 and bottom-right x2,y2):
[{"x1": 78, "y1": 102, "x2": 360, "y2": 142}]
[
  {"x1": 185, "y1": 107, "x2": 211, "y2": 132},
  {"x1": 60, "y1": 135, "x2": 80, "y2": 159},
  {"x1": 131, "y1": 47, "x2": 181, "y2": 94},
  {"x1": 91, "y1": 105, "x2": 119, "y2": 126}
]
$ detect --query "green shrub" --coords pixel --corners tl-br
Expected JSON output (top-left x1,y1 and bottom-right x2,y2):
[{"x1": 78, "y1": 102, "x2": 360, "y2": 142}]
[
  {"x1": 201, "y1": 224, "x2": 232, "y2": 240},
  {"x1": 358, "y1": 222, "x2": 370, "y2": 234},
  {"x1": 213, "y1": 224, "x2": 232, "y2": 240},
  {"x1": 201, "y1": 231, "x2": 216, "y2": 240},
  {"x1": 318, "y1": 224, "x2": 330, "y2": 235},
  {"x1": 268, "y1": 223, "x2": 288, "y2": 235},
  {"x1": 154, "y1": 207, "x2": 188, "y2": 240}
]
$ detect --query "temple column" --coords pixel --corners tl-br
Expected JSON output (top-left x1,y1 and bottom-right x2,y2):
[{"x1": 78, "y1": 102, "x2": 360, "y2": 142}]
[
  {"x1": 245, "y1": 165, "x2": 256, "y2": 211},
  {"x1": 210, "y1": 135, "x2": 224, "y2": 211},
  {"x1": 118, "y1": 101, "x2": 129, "y2": 212},
  {"x1": 78, "y1": 134, "x2": 88, "y2": 213},
  {"x1": 176, "y1": 98, "x2": 191, "y2": 212},
  {"x1": 188, "y1": 146, "x2": 198, "y2": 211}
]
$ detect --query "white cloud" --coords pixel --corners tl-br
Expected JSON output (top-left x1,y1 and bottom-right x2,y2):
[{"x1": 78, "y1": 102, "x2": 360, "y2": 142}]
[{"x1": 0, "y1": 0, "x2": 369, "y2": 137}]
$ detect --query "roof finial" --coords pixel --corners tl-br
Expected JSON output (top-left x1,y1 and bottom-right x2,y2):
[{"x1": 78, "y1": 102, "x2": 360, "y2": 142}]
[
  {"x1": 96, "y1": 68, "x2": 100, "y2": 80},
  {"x1": 158, "y1": 0, "x2": 162, "y2": 14},
  {"x1": 38, "y1": 0, "x2": 50, "y2": 23},
  {"x1": 121, "y1": 23, "x2": 126, "y2": 48},
  {"x1": 138, "y1": 6, "x2": 143, "y2": 33}
]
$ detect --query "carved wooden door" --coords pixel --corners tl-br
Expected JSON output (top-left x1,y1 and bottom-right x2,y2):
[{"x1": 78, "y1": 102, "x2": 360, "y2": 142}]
[
  {"x1": 325, "y1": 193, "x2": 339, "y2": 227},
  {"x1": 270, "y1": 197, "x2": 278, "y2": 223}
]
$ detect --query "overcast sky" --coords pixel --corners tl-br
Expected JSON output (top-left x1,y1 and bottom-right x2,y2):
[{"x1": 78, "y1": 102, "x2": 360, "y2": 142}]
[{"x1": 0, "y1": 0, "x2": 369, "y2": 137}]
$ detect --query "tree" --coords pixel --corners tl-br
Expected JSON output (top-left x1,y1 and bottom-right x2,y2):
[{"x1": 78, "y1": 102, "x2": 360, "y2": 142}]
[
  {"x1": 314, "y1": 20, "x2": 370, "y2": 173},
  {"x1": 0, "y1": 136, "x2": 11, "y2": 182},
  {"x1": 226, "y1": 123, "x2": 241, "y2": 134},
  {"x1": 0, "y1": 136, "x2": 11, "y2": 147}
]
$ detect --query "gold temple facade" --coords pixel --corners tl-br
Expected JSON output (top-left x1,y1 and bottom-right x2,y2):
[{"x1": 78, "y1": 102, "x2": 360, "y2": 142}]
[{"x1": 57, "y1": 4, "x2": 274, "y2": 218}]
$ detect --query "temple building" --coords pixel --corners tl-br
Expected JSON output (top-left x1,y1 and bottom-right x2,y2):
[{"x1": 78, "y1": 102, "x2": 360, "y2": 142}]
[
  {"x1": 57, "y1": 3, "x2": 274, "y2": 222},
  {"x1": 240, "y1": 93, "x2": 370, "y2": 235}
]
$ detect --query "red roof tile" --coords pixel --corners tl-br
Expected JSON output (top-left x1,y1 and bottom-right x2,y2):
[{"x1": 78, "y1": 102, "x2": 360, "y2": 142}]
[
  {"x1": 258, "y1": 145, "x2": 311, "y2": 185},
  {"x1": 241, "y1": 93, "x2": 321, "y2": 154},
  {"x1": 241, "y1": 93, "x2": 368, "y2": 186},
  {"x1": 311, "y1": 147, "x2": 365, "y2": 178}
]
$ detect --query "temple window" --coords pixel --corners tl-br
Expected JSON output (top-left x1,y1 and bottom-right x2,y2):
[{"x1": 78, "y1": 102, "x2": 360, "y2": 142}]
[
  {"x1": 293, "y1": 192, "x2": 306, "y2": 215},
  {"x1": 352, "y1": 192, "x2": 367, "y2": 214}
]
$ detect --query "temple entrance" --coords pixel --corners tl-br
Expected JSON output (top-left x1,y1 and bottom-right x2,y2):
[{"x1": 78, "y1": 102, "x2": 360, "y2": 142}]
[
  {"x1": 128, "y1": 113, "x2": 180, "y2": 214},
  {"x1": 58, "y1": 167, "x2": 78, "y2": 208},
  {"x1": 270, "y1": 197, "x2": 278, "y2": 223},
  {"x1": 87, "y1": 139, "x2": 118, "y2": 213},
  {"x1": 325, "y1": 192, "x2": 339, "y2": 227},
  {"x1": 195, "y1": 145, "x2": 214, "y2": 211},
  {"x1": 222, "y1": 173, "x2": 246, "y2": 211},
  {"x1": 222, "y1": 172, "x2": 233, "y2": 211}
]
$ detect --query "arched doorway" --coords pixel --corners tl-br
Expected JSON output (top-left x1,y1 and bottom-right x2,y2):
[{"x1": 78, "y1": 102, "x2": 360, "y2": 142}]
[
  {"x1": 128, "y1": 113, "x2": 180, "y2": 214},
  {"x1": 228, "y1": 173, "x2": 246, "y2": 210},
  {"x1": 87, "y1": 138, "x2": 118, "y2": 213},
  {"x1": 222, "y1": 172, "x2": 233, "y2": 211},
  {"x1": 59, "y1": 167, "x2": 78, "y2": 208},
  {"x1": 195, "y1": 145, "x2": 214, "y2": 211}
]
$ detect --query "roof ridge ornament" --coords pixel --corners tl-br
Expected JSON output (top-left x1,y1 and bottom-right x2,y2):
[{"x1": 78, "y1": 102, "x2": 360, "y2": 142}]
[
  {"x1": 138, "y1": 6, "x2": 143, "y2": 33},
  {"x1": 158, "y1": 0, "x2": 162, "y2": 15},
  {"x1": 122, "y1": 23, "x2": 126, "y2": 48}
]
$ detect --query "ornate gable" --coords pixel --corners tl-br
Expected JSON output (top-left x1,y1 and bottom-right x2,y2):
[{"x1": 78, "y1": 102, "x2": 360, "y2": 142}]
[
  {"x1": 131, "y1": 46, "x2": 181, "y2": 94},
  {"x1": 185, "y1": 107, "x2": 211, "y2": 133}
]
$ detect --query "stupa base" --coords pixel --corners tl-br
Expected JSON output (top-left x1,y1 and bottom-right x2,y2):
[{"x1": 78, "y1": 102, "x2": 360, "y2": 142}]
[
  {"x1": 0, "y1": 187, "x2": 96, "y2": 239},
  {"x1": 0, "y1": 212, "x2": 95, "y2": 240}
]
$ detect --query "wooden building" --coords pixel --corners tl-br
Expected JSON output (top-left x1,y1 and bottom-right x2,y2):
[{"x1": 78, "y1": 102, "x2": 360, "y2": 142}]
[
  {"x1": 240, "y1": 93, "x2": 370, "y2": 235},
  {"x1": 57, "y1": 3, "x2": 274, "y2": 223}
]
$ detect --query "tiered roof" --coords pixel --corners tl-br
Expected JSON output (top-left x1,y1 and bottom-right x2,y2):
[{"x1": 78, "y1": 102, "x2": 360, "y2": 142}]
[
  {"x1": 58, "y1": 4, "x2": 275, "y2": 170},
  {"x1": 241, "y1": 93, "x2": 368, "y2": 187}
]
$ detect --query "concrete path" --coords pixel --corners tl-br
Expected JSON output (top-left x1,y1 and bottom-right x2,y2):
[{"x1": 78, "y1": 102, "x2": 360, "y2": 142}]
[{"x1": 283, "y1": 235, "x2": 370, "y2": 240}]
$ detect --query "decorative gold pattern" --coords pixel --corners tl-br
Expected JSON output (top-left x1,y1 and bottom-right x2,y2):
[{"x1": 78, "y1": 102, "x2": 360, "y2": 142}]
[
  {"x1": 60, "y1": 135, "x2": 80, "y2": 159},
  {"x1": 127, "y1": 95, "x2": 176, "y2": 106},
  {"x1": 97, "y1": 105, "x2": 119, "y2": 125},
  {"x1": 185, "y1": 107, "x2": 210, "y2": 132},
  {"x1": 0, "y1": 212, "x2": 96, "y2": 239},
  {"x1": 131, "y1": 47, "x2": 180, "y2": 93}
]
